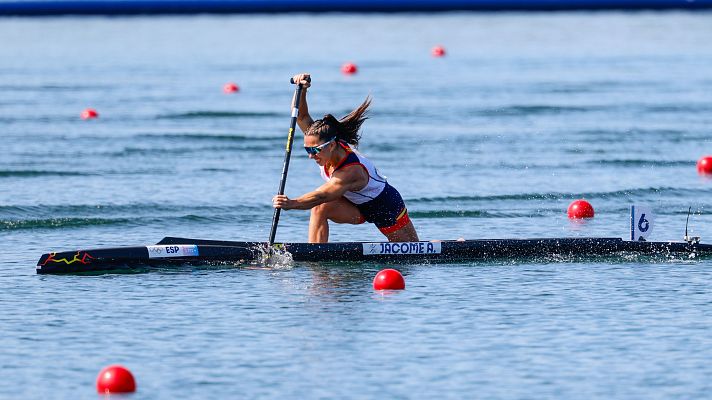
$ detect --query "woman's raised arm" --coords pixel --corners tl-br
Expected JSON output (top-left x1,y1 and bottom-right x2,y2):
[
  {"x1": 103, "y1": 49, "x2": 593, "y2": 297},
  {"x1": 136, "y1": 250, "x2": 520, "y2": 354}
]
[{"x1": 291, "y1": 73, "x2": 314, "y2": 133}]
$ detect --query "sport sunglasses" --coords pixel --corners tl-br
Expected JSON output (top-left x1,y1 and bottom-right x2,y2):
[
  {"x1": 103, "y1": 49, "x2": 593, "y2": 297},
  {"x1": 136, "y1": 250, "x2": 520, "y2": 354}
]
[{"x1": 304, "y1": 137, "x2": 336, "y2": 156}]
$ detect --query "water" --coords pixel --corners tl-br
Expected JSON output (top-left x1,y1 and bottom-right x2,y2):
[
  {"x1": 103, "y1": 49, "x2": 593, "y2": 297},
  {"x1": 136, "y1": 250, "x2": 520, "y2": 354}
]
[{"x1": 2, "y1": 12, "x2": 712, "y2": 399}]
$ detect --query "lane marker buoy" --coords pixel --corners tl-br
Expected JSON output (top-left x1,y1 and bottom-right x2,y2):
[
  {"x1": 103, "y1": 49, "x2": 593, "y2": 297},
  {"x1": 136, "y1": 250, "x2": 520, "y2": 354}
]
[
  {"x1": 431, "y1": 45, "x2": 446, "y2": 57},
  {"x1": 341, "y1": 62, "x2": 358, "y2": 75},
  {"x1": 223, "y1": 82, "x2": 239, "y2": 93},
  {"x1": 697, "y1": 156, "x2": 712, "y2": 175},
  {"x1": 373, "y1": 269, "x2": 405, "y2": 290},
  {"x1": 567, "y1": 199, "x2": 595, "y2": 219},
  {"x1": 96, "y1": 365, "x2": 136, "y2": 394},
  {"x1": 81, "y1": 108, "x2": 98, "y2": 120}
]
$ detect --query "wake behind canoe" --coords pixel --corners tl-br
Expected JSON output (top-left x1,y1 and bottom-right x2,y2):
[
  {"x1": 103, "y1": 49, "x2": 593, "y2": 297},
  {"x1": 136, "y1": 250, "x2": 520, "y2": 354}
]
[{"x1": 36, "y1": 237, "x2": 712, "y2": 274}]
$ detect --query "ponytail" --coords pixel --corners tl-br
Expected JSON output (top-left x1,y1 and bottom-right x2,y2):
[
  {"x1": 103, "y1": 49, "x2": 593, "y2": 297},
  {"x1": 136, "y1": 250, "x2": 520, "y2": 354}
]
[
  {"x1": 336, "y1": 96, "x2": 370, "y2": 147},
  {"x1": 306, "y1": 96, "x2": 371, "y2": 148}
]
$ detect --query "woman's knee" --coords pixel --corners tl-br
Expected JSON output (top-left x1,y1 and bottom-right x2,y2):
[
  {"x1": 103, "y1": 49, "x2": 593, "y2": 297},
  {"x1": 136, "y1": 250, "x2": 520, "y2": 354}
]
[
  {"x1": 311, "y1": 202, "x2": 333, "y2": 219},
  {"x1": 312, "y1": 200, "x2": 362, "y2": 224}
]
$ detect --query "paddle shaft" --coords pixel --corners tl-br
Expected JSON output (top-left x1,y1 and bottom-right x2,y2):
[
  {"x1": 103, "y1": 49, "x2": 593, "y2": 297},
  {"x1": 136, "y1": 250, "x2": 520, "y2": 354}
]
[{"x1": 268, "y1": 78, "x2": 307, "y2": 245}]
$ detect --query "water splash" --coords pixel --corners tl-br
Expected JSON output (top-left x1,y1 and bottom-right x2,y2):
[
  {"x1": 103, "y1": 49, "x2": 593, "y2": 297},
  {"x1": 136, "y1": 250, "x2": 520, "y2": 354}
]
[{"x1": 254, "y1": 244, "x2": 294, "y2": 269}]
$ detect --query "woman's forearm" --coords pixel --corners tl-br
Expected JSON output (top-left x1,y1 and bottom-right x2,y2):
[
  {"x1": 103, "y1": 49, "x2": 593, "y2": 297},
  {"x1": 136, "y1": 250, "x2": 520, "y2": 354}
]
[
  {"x1": 298, "y1": 87, "x2": 309, "y2": 118},
  {"x1": 295, "y1": 88, "x2": 312, "y2": 133},
  {"x1": 292, "y1": 190, "x2": 329, "y2": 210}
]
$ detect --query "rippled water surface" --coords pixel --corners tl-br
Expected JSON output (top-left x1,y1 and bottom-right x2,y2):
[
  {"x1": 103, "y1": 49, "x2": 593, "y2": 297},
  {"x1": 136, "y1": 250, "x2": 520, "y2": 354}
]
[{"x1": 1, "y1": 12, "x2": 712, "y2": 399}]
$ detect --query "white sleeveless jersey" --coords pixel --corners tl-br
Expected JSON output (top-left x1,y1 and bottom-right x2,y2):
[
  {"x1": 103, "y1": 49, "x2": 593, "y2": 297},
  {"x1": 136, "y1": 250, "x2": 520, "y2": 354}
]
[{"x1": 320, "y1": 145, "x2": 387, "y2": 205}]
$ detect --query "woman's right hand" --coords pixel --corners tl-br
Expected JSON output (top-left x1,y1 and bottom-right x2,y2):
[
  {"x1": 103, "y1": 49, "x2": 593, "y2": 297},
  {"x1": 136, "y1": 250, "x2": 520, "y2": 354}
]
[
  {"x1": 272, "y1": 194, "x2": 294, "y2": 210},
  {"x1": 292, "y1": 73, "x2": 311, "y2": 88}
]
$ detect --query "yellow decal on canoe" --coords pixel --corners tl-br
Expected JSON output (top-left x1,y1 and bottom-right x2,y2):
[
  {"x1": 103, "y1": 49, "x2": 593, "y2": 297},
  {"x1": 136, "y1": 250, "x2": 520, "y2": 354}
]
[{"x1": 41, "y1": 251, "x2": 95, "y2": 266}]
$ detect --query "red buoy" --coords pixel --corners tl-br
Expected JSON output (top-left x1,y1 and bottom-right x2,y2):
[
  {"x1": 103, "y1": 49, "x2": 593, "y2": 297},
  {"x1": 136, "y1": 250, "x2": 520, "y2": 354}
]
[
  {"x1": 567, "y1": 199, "x2": 595, "y2": 219},
  {"x1": 697, "y1": 156, "x2": 712, "y2": 175},
  {"x1": 223, "y1": 82, "x2": 239, "y2": 93},
  {"x1": 373, "y1": 269, "x2": 405, "y2": 290},
  {"x1": 431, "y1": 46, "x2": 446, "y2": 57},
  {"x1": 81, "y1": 108, "x2": 98, "y2": 120},
  {"x1": 96, "y1": 365, "x2": 136, "y2": 394},
  {"x1": 341, "y1": 62, "x2": 358, "y2": 75}
]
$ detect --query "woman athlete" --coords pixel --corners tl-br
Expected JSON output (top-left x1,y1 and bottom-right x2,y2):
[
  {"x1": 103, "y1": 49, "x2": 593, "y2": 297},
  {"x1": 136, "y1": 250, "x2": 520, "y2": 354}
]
[{"x1": 272, "y1": 73, "x2": 419, "y2": 243}]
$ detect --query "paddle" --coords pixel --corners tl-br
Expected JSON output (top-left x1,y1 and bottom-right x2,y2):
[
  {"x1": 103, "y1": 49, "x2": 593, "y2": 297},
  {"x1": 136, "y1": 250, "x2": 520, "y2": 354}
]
[{"x1": 268, "y1": 76, "x2": 310, "y2": 245}]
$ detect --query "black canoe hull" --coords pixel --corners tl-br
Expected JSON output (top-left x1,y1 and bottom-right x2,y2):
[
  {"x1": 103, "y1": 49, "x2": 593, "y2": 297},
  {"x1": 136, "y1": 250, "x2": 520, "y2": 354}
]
[{"x1": 36, "y1": 236, "x2": 712, "y2": 274}]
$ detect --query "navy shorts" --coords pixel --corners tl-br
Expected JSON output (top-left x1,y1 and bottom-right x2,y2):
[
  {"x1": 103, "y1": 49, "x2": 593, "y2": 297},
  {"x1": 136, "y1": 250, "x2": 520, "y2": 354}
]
[{"x1": 353, "y1": 183, "x2": 411, "y2": 234}]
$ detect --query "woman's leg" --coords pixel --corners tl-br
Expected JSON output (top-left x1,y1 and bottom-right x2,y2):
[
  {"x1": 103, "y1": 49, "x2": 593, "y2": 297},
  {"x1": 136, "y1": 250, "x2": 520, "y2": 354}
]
[
  {"x1": 383, "y1": 221, "x2": 419, "y2": 242},
  {"x1": 309, "y1": 197, "x2": 364, "y2": 243}
]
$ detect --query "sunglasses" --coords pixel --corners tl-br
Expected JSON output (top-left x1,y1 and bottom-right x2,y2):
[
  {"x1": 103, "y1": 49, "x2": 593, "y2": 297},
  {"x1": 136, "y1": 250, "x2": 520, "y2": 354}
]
[{"x1": 304, "y1": 137, "x2": 336, "y2": 156}]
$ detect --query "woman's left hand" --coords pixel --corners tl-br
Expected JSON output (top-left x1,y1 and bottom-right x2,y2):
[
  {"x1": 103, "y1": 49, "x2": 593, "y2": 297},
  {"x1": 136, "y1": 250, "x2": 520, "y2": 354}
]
[{"x1": 273, "y1": 194, "x2": 293, "y2": 210}]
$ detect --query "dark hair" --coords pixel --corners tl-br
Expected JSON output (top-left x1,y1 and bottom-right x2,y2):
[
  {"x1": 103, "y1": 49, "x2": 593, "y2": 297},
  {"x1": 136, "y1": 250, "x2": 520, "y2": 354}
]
[{"x1": 306, "y1": 96, "x2": 371, "y2": 147}]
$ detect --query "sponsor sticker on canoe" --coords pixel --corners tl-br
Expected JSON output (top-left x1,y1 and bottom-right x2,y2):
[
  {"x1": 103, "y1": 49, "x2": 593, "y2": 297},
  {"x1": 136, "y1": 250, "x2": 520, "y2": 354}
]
[
  {"x1": 146, "y1": 245, "x2": 199, "y2": 259},
  {"x1": 362, "y1": 242, "x2": 441, "y2": 256}
]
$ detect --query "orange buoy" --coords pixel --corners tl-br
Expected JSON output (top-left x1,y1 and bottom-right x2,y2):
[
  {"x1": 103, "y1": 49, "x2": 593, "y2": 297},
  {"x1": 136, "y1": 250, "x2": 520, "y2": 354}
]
[
  {"x1": 697, "y1": 156, "x2": 712, "y2": 175},
  {"x1": 373, "y1": 269, "x2": 405, "y2": 290},
  {"x1": 431, "y1": 45, "x2": 446, "y2": 57},
  {"x1": 341, "y1": 62, "x2": 358, "y2": 75},
  {"x1": 567, "y1": 199, "x2": 595, "y2": 219},
  {"x1": 223, "y1": 82, "x2": 239, "y2": 93},
  {"x1": 81, "y1": 108, "x2": 98, "y2": 120},
  {"x1": 96, "y1": 365, "x2": 136, "y2": 394}
]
